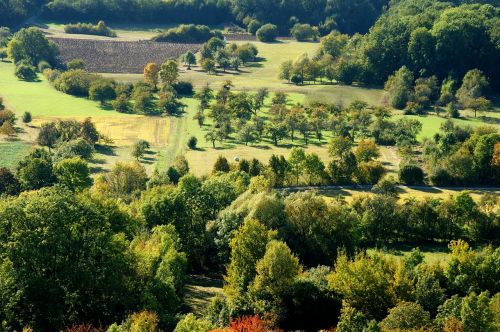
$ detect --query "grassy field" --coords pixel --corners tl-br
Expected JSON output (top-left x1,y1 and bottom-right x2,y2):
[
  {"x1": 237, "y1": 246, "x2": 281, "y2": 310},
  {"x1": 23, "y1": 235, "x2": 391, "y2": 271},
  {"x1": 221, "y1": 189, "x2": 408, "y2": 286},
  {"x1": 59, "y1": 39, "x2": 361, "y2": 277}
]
[
  {"x1": 0, "y1": 61, "x2": 168, "y2": 173},
  {"x1": 0, "y1": 141, "x2": 31, "y2": 169}
]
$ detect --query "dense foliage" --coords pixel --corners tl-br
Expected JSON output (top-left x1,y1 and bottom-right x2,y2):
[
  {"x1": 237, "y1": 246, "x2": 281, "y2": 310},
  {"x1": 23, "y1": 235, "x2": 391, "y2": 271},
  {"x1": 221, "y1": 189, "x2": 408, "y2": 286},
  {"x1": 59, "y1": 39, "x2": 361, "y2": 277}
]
[
  {"x1": 64, "y1": 20, "x2": 116, "y2": 37},
  {"x1": 153, "y1": 24, "x2": 223, "y2": 43}
]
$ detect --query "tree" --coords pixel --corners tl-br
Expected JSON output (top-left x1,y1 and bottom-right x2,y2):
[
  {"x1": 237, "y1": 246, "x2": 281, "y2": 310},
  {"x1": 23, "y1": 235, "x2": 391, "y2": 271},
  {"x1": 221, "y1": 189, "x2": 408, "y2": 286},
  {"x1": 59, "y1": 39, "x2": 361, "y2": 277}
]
[
  {"x1": 250, "y1": 240, "x2": 301, "y2": 302},
  {"x1": 256, "y1": 24, "x2": 278, "y2": 42},
  {"x1": 354, "y1": 140, "x2": 380, "y2": 163},
  {"x1": 380, "y1": 302, "x2": 431, "y2": 331},
  {"x1": 187, "y1": 136, "x2": 197, "y2": 150},
  {"x1": 456, "y1": 69, "x2": 489, "y2": 107},
  {"x1": 66, "y1": 59, "x2": 86, "y2": 70},
  {"x1": 182, "y1": 52, "x2": 196, "y2": 70},
  {"x1": 238, "y1": 124, "x2": 256, "y2": 146},
  {"x1": 328, "y1": 253, "x2": 396, "y2": 320},
  {"x1": 336, "y1": 305, "x2": 370, "y2": 332},
  {"x1": 461, "y1": 292, "x2": 494, "y2": 332},
  {"x1": 0, "y1": 121, "x2": 16, "y2": 136},
  {"x1": 54, "y1": 157, "x2": 92, "y2": 191},
  {"x1": 290, "y1": 23, "x2": 318, "y2": 41},
  {"x1": 0, "y1": 187, "x2": 140, "y2": 331},
  {"x1": 174, "y1": 314, "x2": 213, "y2": 332},
  {"x1": 288, "y1": 147, "x2": 306, "y2": 185},
  {"x1": 7, "y1": 27, "x2": 58, "y2": 65},
  {"x1": 37, "y1": 122, "x2": 59, "y2": 151},
  {"x1": 94, "y1": 162, "x2": 147, "y2": 199},
  {"x1": 159, "y1": 59, "x2": 179, "y2": 86},
  {"x1": 201, "y1": 59, "x2": 216, "y2": 74},
  {"x1": 112, "y1": 94, "x2": 130, "y2": 113},
  {"x1": 80, "y1": 117, "x2": 99, "y2": 144},
  {"x1": 131, "y1": 140, "x2": 149, "y2": 160},
  {"x1": 465, "y1": 97, "x2": 491, "y2": 118},
  {"x1": 15, "y1": 61, "x2": 37, "y2": 81},
  {"x1": 89, "y1": 80, "x2": 116, "y2": 105},
  {"x1": 143, "y1": 63, "x2": 160, "y2": 89},
  {"x1": 399, "y1": 163, "x2": 424, "y2": 185},
  {"x1": 279, "y1": 60, "x2": 293, "y2": 82},
  {"x1": 383, "y1": 66, "x2": 414, "y2": 109},
  {"x1": 303, "y1": 153, "x2": 326, "y2": 185},
  {"x1": 266, "y1": 122, "x2": 287, "y2": 146},
  {"x1": 205, "y1": 129, "x2": 218, "y2": 148},
  {"x1": 22, "y1": 112, "x2": 32, "y2": 124},
  {"x1": 0, "y1": 167, "x2": 20, "y2": 196},
  {"x1": 213, "y1": 156, "x2": 230, "y2": 173},
  {"x1": 224, "y1": 219, "x2": 276, "y2": 301}
]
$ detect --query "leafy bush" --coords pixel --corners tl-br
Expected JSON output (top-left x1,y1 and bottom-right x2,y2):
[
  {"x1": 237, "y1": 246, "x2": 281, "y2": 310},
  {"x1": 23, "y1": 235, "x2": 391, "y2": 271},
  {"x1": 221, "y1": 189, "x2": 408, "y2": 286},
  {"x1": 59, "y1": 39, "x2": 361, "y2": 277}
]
[
  {"x1": 187, "y1": 136, "x2": 197, "y2": 150},
  {"x1": 153, "y1": 24, "x2": 223, "y2": 43},
  {"x1": 15, "y1": 61, "x2": 37, "y2": 81},
  {"x1": 290, "y1": 23, "x2": 318, "y2": 41},
  {"x1": 256, "y1": 24, "x2": 278, "y2": 42},
  {"x1": 64, "y1": 21, "x2": 117, "y2": 37},
  {"x1": 37, "y1": 60, "x2": 51, "y2": 72},
  {"x1": 53, "y1": 69, "x2": 100, "y2": 96},
  {"x1": 399, "y1": 163, "x2": 425, "y2": 185},
  {"x1": 172, "y1": 81, "x2": 193, "y2": 96}
]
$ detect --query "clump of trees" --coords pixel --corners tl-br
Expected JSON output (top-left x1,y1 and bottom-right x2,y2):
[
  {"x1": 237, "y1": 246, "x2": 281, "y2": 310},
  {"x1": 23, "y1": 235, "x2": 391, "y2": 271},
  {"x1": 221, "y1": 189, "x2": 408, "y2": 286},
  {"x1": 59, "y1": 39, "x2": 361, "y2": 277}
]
[
  {"x1": 64, "y1": 20, "x2": 117, "y2": 37},
  {"x1": 256, "y1": 23, "x2": 278, "y2": 42},
  {"x1": 198, "y1": 37, "x2": 259, "y2": 74},
  {"x1": 153, "y1": 24, "x2": 223, "y2": 43}
]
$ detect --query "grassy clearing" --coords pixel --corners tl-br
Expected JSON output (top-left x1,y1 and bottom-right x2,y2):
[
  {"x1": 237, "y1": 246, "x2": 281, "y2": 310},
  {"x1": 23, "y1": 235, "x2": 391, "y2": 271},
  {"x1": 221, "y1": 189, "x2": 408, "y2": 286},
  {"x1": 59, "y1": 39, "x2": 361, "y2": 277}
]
[
  {"x1": 0, "y1": 141, "x2": 31, "y2": 169},
  {"x1": 183, "y1": 275, "x2": 223, "y2": 316},
  {"x1": 367, "y1": 245, "x2": 451, "y2": 265},
  {"x1": 0, "y1": 61, "x2": 168, "y2": 174}
]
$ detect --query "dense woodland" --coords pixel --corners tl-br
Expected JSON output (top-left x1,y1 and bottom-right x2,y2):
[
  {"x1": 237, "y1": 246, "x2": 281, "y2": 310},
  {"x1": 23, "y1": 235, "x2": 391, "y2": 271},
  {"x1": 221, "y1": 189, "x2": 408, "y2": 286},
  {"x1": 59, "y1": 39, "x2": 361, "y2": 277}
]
[{"x1": 1, "y1": 0, "x2": 499, "y2": 331}]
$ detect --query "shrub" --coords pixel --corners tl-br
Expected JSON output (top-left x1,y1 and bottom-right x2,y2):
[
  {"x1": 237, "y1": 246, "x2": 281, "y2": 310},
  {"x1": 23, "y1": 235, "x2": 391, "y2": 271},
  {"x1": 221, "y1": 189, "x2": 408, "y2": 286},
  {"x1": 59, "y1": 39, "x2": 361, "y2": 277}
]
[
  {"x1": 247, "y1": 20, "x2": 262, "y2": 35},
  {"x1": 399, "y1": 163, "x2": 425, "y2": 185},
  {"x1": 37, "y1": 60, "x2": 51, "y2": 72},
  {"x1": 64, "y1": 21, "x2": 117, "y2": 37},
  {"x1": 187, "y1": 136, "x2": 197, "y2": 150},
  {"x1": 43, "y1": 68, "x2": 61, "y2": 82},
  {"x1": 15, "y1": 61, "x2": 37, "y2": 81},
  {"x1": 172, "y1": 81, "x2": 193, "y2": 96},
  {"x1": 213, "y1": 156, "x2": 230, "y2": 173},
  {"x1": 290, "y1": 23, "x2": 318, "y2": 41},
  {"x1": 153, "y1": 24, "x2": 223, "y2": 43},
  {"x1": 66, "y1": 59, "x2": 86, "y2": 70},
  {"x1": 256, "y1": 24, "x2": 278, "y2": 42},
  {"x1": 54, "y1": 69, "x2": 99, "y2": 96},
  {"x1": 0, "y1": 110, "x2": 16, "y2": 126},
  {"x1": 89, "y1": 80, "x2": 116, "y2": 104},
  {"x1": 53, "y1": 138, "x2": 95, "y2": 162},
  {"x1": 22, "y1": 112, "x2": 32, "y2": 124}
]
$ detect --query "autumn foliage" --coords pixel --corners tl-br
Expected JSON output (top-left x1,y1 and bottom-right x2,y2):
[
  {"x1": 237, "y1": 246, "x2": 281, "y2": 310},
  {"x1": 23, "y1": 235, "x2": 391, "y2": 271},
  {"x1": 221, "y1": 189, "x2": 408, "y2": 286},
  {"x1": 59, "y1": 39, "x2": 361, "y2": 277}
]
[{"x1": 210, "y1": 315, "x2": 270, "y2": 332}]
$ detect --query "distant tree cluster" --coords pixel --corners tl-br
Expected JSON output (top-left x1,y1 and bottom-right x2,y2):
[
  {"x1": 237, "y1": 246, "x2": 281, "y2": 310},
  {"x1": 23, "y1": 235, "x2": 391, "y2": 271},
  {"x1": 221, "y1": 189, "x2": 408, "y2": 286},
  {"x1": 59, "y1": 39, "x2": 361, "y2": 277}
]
[
  {"x1": 64, "y1": 20, "x2": 117, "y2": 37},
  {"x1": 198, "y1": 38, "x2": 259, "y2": 74},
  {"x1": 153, "y1": 24, "x2": 223, "y2": 43},
  {"x1": 306, "y1": 1, "x2": 500, "y2": 91}
]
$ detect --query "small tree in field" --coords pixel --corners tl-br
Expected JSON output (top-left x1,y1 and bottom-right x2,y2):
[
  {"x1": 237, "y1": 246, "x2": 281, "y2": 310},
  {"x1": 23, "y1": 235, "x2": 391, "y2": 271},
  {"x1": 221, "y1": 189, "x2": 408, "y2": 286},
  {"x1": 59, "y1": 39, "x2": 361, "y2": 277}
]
[
  {"x1": 144, "y1": 62, "x2": 160, "y2": 89},
  {"x1": 159, "y1": 59, "x2": 179, "y2": 86},
  {"x1": 131, "y1": 140, "x2": 150, "y2": 161},
  {"x1": 89, "y1": 80, "x2": 116, "y2": 105},
  {"x1": 187, "y1": 136, "x2": 197, "y2": 150},
  {"x1": 22, "y1": 112, "x2": 32, "y2": 124},
  {"x1": 183, "y1": 51, "x2": 196, "y2": 69},
  {"x1": 0, "y1": 121, "x2": 15, "y2": 136},
  {"x1": 37, "y1": 122, "x2": 58, "y2": 150},
  {"x1": 202, "y1": 59, "x2": 216, "y2": 74},
  {"x1": 213, "y1": 155, "x2": 230, "y2": 173}
]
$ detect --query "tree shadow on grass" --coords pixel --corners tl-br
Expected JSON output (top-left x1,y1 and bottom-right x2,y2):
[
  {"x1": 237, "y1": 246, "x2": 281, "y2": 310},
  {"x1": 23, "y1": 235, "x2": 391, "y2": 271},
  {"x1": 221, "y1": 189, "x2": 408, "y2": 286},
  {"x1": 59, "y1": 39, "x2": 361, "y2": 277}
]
[{"x1": 95, "y1": 144, "x2": 116, "y2": 156}]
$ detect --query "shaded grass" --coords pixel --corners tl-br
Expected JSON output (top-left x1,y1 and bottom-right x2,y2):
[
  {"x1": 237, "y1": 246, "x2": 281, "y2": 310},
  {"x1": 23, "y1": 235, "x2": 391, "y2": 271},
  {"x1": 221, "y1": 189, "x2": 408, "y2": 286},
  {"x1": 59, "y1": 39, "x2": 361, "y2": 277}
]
[{"x1": 0, "y1": 141, "x2": 31, "y2": 169}]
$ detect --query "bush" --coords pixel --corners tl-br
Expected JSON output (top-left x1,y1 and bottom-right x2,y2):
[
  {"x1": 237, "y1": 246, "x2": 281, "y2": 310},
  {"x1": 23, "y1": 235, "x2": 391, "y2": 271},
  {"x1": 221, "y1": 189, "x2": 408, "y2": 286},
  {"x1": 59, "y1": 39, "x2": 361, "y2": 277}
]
[
  {"x1": 53, "y1": 138, "x2": 95, "y2": 162},
  {"x1": 37, "y1": 60, "x2": 51, "y2": 72},
  {"x1": 22, "y1": 112, "x2": 32, "y2": 124},
  {"x1": 43, "y1": 68, "x2": 61, "y2": 82},
  {"x1": 290, "y1": 23, "x2": 318, "y2": 41},
  {"x1": 15, "y1": 61, "x2": 37, "y2": 81},
  {"x1": 187, "y1": 136, "x2": 197, "y2": 150},
  {"x1": 256, "y1": 24, "x2": 278, "y2": 42},
  {"x1": 247, "y1": 19, "x2": 262, "y2": 35},
  {"x1": 153, "y1": 24, "x2": 223, "y2": 43},
  {"x1": 172, "y1": 81, "x2": 193, "y2": 96},
  {"x1": 399, "y1": 163, "x2": 425, "y2": 185},
  {"x1": 54, "y1": 70, "x2": 99, "y2": 96},
  {"x1": 66, "y1": 59, "x2": 86, "y2": 70},
  {"x1": 64, "y1": 21, "x2": 117, "y2": 37}
]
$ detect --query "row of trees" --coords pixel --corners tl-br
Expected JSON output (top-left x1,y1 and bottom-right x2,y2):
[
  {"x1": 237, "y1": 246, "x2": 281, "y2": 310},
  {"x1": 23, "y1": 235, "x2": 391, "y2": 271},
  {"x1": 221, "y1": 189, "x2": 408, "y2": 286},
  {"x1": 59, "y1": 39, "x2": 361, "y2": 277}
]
[{"x1": 383, "y1": 66, "x2": 492, "y2": 116}]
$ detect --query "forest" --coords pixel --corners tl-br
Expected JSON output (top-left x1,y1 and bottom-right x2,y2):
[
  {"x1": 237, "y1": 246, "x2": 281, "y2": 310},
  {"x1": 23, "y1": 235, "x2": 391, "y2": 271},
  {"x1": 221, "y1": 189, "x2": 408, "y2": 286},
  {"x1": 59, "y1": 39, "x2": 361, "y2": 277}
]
[{"x1": 0, "y1": 0, "x2": 499, "y2": 331}]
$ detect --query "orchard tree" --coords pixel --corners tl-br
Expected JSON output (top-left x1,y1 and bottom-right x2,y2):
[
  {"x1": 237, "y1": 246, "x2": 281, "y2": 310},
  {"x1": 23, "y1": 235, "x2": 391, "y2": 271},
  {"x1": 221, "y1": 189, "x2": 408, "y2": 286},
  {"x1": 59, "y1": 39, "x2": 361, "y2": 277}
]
[
  {"x1": 37, "y1": 122, "x2": 58, "y2": 150},
  {"x1": 143, "y1": 62, "x2": 160, "y2": 89},
  {"x1": 183, "y1": 51, "x2": 196, "y2": 69},
  {"x1": 89, "y1": 80, "x2": 116, "y2": 105},
  {"x1": 159, "y1": 59, "x2": 179, "y2": 86}
]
